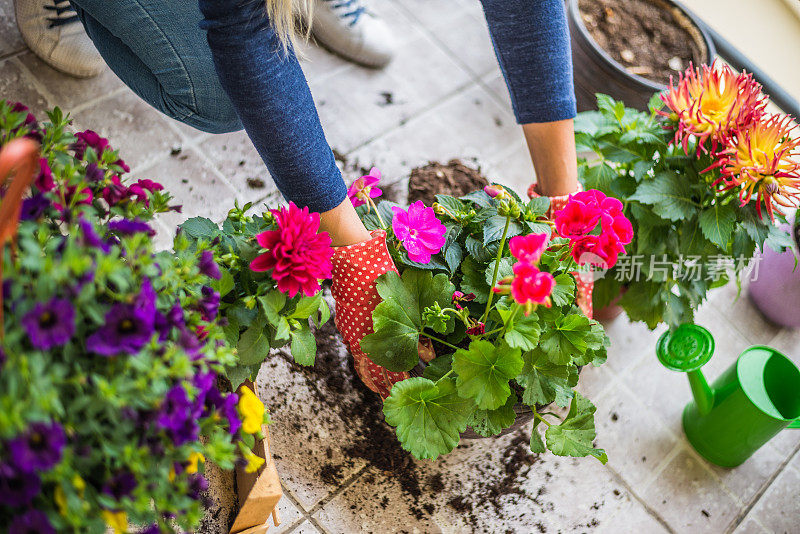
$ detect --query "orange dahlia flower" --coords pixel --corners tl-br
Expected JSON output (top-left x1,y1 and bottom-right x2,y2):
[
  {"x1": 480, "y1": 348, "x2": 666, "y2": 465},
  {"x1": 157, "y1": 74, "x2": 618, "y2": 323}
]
[
  {"x1": 714, "y1": 114, "x2": 800, "y2": 220},
  {"x1": 660, "y1": 62, "x2": 767, "y2": 155}
]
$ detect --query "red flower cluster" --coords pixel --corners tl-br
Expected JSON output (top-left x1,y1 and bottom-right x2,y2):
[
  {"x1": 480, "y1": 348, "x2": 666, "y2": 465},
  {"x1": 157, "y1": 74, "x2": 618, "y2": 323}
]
[
  {"x1": 494, "y1": 233, "x2": 555, "y2": 314},
  {"x1": 554, "y1": 190, "x2": 632, "y2": 269},
  {"x1": 250, "y1": 202, "x2": 334, "y2": 297}
]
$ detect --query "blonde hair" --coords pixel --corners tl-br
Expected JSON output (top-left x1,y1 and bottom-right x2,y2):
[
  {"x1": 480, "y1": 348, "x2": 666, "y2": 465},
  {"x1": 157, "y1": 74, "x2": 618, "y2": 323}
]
[{"x1": 265, "y1": 0, "x2": 313, "y2": 51}]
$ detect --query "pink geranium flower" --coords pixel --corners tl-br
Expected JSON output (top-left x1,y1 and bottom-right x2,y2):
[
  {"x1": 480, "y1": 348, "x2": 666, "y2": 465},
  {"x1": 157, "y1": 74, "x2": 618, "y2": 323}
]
[
  {"x1": 391, "y1": 201, "x2": 447, "y2": 264},
  {"x1": 250, "y1": 202, "x2": 333, "y2": 297},
  {"x1": 571, "y1": 232, "x2": 626, "y2": 269},
  {"x1": 509, "y1": 233, "x2": 549, "y2": 264},
  {"x1": 347, "y1": 167, "x2": 382, "y2": 207},
  {"x1": 554, "y1": 199, "x2": 602, "y2": 239},
  {"x1": 510, "y1": 262, "x2": 555, "y2": 308}
]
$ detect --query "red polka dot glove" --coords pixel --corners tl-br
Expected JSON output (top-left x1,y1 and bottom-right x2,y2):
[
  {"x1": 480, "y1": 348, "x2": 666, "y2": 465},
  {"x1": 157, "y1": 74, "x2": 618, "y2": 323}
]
[
  {"x1": 330, "y1": 230, "x2": 410, "y2": 399},
  {"x1": 528, "y1": 182, "x2": 593, "y2": 319}
]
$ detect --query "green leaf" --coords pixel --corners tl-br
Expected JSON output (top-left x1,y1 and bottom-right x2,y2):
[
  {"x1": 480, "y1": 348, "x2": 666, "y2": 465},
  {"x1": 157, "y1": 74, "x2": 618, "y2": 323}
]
[
  {"x1": 574, "y1": 110, "x2": 618, "y2": 137},
  {"x1": 648, "y1": 93, "x2": 664, "y2": 114},
  {"x1": 517, "y1": 348, "x2": 576, "y2": 407},
  {"x1": 226, "y1": 364, "x2": 260, "y2": 391},
  {"x1": 460, "y1": 190, "x2": 493, "y2": 209},
  {"x1": 452, "y1": 340, "x2": 523, "y2": 410},
  {"x1": 290, "y1": 325, "x2": 316, "y2": 366},
  {"x1": 179, "y1": 217, "x2": 219, "y2": 239},
  {"x1": 550, "y1": 273, "x2": 576, "y2": 307},
  {"x1": 539, "y1": 313, "x2": 593, "y2": 365},
  {"x1": 630, "y1": 171, "x2": 696, "y2": 221},
  {"x1": 360, "y1": 270, "x2": 455, "y2": 372},
  {"x1": 274, "y1": 316, "x2": 291, "y2": 343},
  {"x1": 460, "y1": 256, "x2": 490, "y2": 304},
  {"x1": 237, "y1": 315, "x2": 271, "y2": 366},
  {"x1": 526, "y1": 196, "x2": 551, "y2": 216},
  {"x1": 698, "y1": 203, "x2": 735, "y2": 249},
  {"x1": 222, "y1": 316, "x2": 240, "y2": 347},
  {"x1": 502, "y1": 310, "x2": 541, "y2": 352},
  {"x1": 530, "y1": 419, "x2": 546, "y2": 453},
  {"x1": 765, "y1": 223, "x2": 795, "y2": 252},
  {"x1": 435, "y1": 194, "x2": 465, "y2": 213},
  {"x1": 291, "y1": 293, "x2": 322, "y2": 319},
  {"x1": 466, "y1": 393, "x2": 517, "y2": 437},
  {"x1": 484, "y1": 216, "x2": 521, "y2": 245},
  {"x1": 313, "y1": 298, "x2": 330, "y2": 328},
  {"x1": 212, "y1": 269, "x2": 235, "y2": 298},
  {"x1": 259, "y1": 291, "x2": 287, "y2": 325},
  {"x1": 545, "y1": 393, "x2": 608, "y2": 464},
  {"x1": 485, "y1": 257, "x2": 513, "y2": 287},
  {"x1": 444, "y1": 241, "x2": 464, "y2": 274},
  {"x1": 423, "y1": 354, "x2": 453, "y2": 382},
  {"x1": 582, "y1": 161, "x2": 617, "y2": 192},
  {"x1": 383, "y1": 377, "x2": 473, "y2": 460}
]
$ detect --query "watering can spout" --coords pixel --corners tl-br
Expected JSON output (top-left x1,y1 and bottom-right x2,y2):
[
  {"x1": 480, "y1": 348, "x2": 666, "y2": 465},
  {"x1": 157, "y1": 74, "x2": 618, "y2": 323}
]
[
  {"x1": 656, "y1": 324, "x2": 716, "y2": 414},
  {"x1": 687, "y1": 369, "x2": 714, "y2": 416}
]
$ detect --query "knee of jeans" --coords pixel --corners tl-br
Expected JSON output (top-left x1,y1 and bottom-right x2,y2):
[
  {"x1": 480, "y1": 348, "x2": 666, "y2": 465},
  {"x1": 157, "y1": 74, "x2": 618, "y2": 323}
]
[{"x1": 180, "y1": 100, "x2": 243, "y2": 134}]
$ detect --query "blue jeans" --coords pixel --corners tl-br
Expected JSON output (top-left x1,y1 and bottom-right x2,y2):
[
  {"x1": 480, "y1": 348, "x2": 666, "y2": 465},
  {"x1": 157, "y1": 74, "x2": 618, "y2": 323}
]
[{"x1": 70, "y1": 0, "x2": 575, "y2": 213}]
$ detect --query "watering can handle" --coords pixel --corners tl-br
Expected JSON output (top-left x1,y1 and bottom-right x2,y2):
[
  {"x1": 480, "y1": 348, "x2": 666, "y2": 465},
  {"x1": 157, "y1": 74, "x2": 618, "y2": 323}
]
[{"x1": 789, "y1": 419, "x2": 800, "y2": 429}]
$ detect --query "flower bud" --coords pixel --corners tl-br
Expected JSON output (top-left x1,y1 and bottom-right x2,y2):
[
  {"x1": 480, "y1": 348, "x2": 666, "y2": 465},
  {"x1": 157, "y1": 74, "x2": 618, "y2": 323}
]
[{"x1": 484, "y1": 184, "x2": 507, "y2": 199}]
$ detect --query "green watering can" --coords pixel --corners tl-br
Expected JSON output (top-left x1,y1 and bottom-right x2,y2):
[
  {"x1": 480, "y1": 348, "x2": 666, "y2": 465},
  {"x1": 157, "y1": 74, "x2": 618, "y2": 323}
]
[{"x1": 656, "y1": 324, "x2": 800, "y2": 467}]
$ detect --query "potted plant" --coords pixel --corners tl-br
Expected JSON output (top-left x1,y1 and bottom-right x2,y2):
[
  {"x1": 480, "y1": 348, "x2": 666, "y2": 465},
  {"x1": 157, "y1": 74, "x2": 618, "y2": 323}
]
[
  {"x1": 350, "y1": 174, "x2": 632, "y2": 461},
  {"x1": 574, "y1": 63, "x2": 797, "y2": 329},
  {"x1": 568, "y1": 0, "x2": 714, "y2": 111},
  {"x1": 0, "y1": 105, "x2": 283, "y2": 533}
]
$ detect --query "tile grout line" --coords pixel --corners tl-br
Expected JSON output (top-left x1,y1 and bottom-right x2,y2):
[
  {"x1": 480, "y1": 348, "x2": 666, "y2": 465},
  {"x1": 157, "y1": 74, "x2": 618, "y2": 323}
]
[
  {"x1": 64, "y1": 86, "x2": 129, "y2": 115},
  {"x1": 9, "y1": 55, "x2": 59, "y2": 109},
  {"x1": 724, "y1": 440, "x2": 800, "y2": 534},
  {"x1": 603, "y1": 462, "x2": 677, "y2": 534}
]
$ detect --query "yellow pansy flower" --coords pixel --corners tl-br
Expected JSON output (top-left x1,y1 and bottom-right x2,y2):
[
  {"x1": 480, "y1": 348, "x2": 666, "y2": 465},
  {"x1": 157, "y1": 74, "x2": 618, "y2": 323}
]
[
  {"x1": 237, "y1": 386, "x2": 265, "y2": 435},
  {"x1": 243, "y1": 449, "x2": 265, "y2": 474},
  {"x1": 101, "y1": 510, "x2": 128, "y2": 534},
  {"x1": 186, "y1": 451, "x2": 205, "y2": 475}
]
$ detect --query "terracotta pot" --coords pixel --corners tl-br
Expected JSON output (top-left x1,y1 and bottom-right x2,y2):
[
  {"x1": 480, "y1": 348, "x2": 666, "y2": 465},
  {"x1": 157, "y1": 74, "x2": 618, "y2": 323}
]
[
  {"x1": 748, "y1": 216, "x2": 800, "y2": 329},
  {"x1": 592, "y1": 286, "x2": 627, "y2": 322}
]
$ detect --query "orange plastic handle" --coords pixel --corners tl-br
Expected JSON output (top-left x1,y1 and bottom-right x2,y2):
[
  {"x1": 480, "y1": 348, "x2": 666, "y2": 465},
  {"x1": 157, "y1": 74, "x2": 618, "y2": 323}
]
[{"x1": 0, "y1": 138, "x2": 41, "y2": 337}]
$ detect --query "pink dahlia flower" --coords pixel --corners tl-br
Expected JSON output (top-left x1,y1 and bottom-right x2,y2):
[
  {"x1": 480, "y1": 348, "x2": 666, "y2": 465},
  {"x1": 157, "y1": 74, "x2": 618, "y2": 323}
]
[
  {"x1": 509, "y1": 233, "x2": 549, "y2": 264},
  {"x1": 511, "y1": 262, "x2": 555, "y2": 308},
  {"x1": 347, "y1": 167, "x2": 382, "y2": 208},
  {"x1": 250, "y1": 202, "x2": 333, "y2": 297},
  {"x1": 391, "y1": 201, "x2": 447, "y2": 264}
]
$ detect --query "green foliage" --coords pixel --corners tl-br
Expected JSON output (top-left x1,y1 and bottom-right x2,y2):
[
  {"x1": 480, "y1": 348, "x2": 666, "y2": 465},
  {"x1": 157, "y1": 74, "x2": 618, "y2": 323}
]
[
  {"x1": 365, "y1": 181, "x2": 610, "y2": 463},
  {"x1": 180, "y1": 209, "x2": 331, "y2": 388},
  {"x1": 545, "y1": 393, "x2": 608, "y2": 464},
  {"x1": 576, "y1": 94, "x2": 790, "y2": 329}
]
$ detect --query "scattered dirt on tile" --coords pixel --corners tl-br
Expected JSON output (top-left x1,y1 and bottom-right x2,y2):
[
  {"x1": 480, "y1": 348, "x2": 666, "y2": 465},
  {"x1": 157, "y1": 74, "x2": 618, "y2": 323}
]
[
  {"x1": 578, "y1": 0, "x2": 705, "y2": 84},
  {"x1": 245, "y1": 177, "x2": 265, "y2": 189},
  {"x1": 407, "y1": 159, "x2": 489, "y2": 206},
  {"x1": 378, "y1": 91, "x2": 395, "y2": 107}
]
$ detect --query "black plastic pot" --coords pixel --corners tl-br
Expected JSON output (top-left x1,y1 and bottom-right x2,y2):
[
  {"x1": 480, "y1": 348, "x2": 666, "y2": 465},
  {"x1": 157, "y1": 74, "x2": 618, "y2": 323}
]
[{"x1": 568, "y1": 0, "x2": 715, "y2": 111}]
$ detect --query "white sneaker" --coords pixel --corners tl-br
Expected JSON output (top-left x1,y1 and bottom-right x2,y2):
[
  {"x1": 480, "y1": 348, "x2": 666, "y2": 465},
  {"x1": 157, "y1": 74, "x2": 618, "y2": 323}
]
[
  {"x1": 15, "y1": 0, "x2": 105, "y2": 78},
  {"x1": 309, "y1": 0, "x2": 396, "y2": 68}
]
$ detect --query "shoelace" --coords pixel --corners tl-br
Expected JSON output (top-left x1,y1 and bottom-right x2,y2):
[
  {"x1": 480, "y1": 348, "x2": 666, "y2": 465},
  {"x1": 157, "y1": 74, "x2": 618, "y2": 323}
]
[
  {"x1": 45, "y1": 0, "x2": 79, "y2": 28},
  {"x1": 322, "y1": 0, "x2": 366, "y2": 27}
]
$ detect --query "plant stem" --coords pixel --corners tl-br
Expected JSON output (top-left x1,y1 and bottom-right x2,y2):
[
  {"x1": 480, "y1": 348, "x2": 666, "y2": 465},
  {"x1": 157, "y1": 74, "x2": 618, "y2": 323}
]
[
  {"x1": 499, "y1": 303, "x2": 521, "y2": 336},
  {"x1": 435, "y1": 369, "x2": 454, "y2": 384},
  {"x1": 533, "y1": 411, "x2": 552, "y2": 427},
  {"x1": 422, "y1": 333, "x2": 460, "y2": 350},
  {"x1": 367, "y1": 197, "x2": 387, "y2": 230},
  {"x1": 481, "y1": 216, "x2": 512, "y2": 323}
]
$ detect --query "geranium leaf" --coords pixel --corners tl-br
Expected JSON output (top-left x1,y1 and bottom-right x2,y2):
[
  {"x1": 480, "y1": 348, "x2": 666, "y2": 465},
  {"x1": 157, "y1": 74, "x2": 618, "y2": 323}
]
[
  {"x1": 550, "y1": 273, "x2": 576, "y2": 307},
  {"x1": 538, "y1": 313, "x2": 593, "y2": 364},
  {"x1": 452, "y1": 340, "x2": 523, "y2": 410},
  {"x1": 698, "y1": 203, "x2": 735, "y2": 249},
  {"x1": 361, "y1": 270, "x2": 455, "y2": 372},
  {"x1": 501, "y1": 309, "x2": 541, "y2": 352},
  {"x1": 530, "y1": 419, "x2": 546, "y2": 453},
  {"x1": 290, "y1": 325, "x2": 316, "y2": 366},
  {"x1": 517, "y1": 348, "x2": 576, "y2": 407},
  {"x1": 459, "y1": 256, "x2": 489, "y2": 304},
  {"x1": 466, "y1": 392, "x2": 517, "y2": 437},
  {"x1": 629, "y1": 171, "x2": 695, "y2": 221},
  {"x1": 423, "y1": 354, "x2": 453, "y2": 382},
  {"x1": 545, "y1": 393, "x2": 608, "y2": 464},
  {"x1": 383, "y1": 377, "x2": 473, "y2": 460}
]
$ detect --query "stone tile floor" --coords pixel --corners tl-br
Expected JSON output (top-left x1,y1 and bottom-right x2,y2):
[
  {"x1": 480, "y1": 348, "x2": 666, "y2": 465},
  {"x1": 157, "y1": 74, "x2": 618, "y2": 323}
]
[{"x1": 2, "y1": 0, "x2": 799, "y2": 532}]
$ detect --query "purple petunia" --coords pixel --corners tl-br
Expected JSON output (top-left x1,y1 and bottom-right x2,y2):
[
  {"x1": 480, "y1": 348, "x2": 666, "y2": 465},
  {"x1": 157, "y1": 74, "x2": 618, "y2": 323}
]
[
  {"x1": 188, "y1": 473, "x2": 209, "y2": 501},
  {"x1": 8, "y1": 509, "x2": 55, "y2": 534},
  {"x1": 78, "y1": 217, "x2": 111, "y2": 253},
  {"x1": 86, "y1": 279, "x2": 157, "y2": 356},
  {"x1": 198, "y1": 250, "x2": 221, "y2": 280},
  {"x1": 157, "y1": 385, "x2": 201, "y2": 446},
  {"x1": 102, "y1": 470, "x2": 138, "y2": 500},
  {"x1": 0, "y1": 348, "x2": 5, "y2": 369},
  {"x1": 20, "y1": 194, "x2": 50, "y2": 221},
  {"x1": 198, "y1": 286, "x2": 220, "y2": 322},
  {"x1": 205, "y1": 388, "x2": 241, "y2": 435},
  {"x1": 107, "y1": 218, "x2": 155, "y2": 237},
  {"x1": 84, "y1": 162, "x2": 105, "y2": 183},
  {"x1": 139, "y1": 524, "x2": 161, "y2": 534},
  {"x1": 7, "y1": 421, "x2": 65, "y2": 472},
  {"x1": 0, "y1": 462, "x2": 40, "y2": 506},
  {"x1": 21, "y1": 298, "x2": 76, "y2": 350}
]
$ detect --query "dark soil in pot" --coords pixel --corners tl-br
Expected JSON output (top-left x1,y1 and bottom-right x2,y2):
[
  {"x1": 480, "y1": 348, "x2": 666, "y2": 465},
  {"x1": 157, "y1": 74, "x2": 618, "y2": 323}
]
[
  {"x1": 407, "y1": 159, "x2": 489, "y2": 206},
  {"x1": 578, "y1": 0, "x2": 705, "y2": 84}
]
